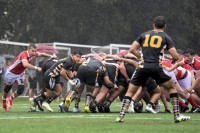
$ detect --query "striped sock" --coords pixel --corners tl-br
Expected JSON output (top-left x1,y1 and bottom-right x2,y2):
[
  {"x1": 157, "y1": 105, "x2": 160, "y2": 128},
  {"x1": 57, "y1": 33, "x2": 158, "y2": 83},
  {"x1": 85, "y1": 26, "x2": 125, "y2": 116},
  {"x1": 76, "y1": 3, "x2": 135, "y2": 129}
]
[
  {"x1": 119, "y1": 96, "x2": 131, "y2": 117},
  {"x1": 170, "y1": 93, "x2": 180, "y2": 118}
]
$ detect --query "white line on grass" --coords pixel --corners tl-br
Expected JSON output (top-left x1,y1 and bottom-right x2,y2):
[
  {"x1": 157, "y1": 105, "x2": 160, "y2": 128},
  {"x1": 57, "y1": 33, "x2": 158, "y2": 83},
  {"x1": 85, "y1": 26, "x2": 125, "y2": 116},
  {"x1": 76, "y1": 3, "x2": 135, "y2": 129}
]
[
  {"x1": 0, "y1": 115, "x2": 200, "y2": 121},
  {"x1": 0, "y1": 114, "x2": 161, "y2": 120}
]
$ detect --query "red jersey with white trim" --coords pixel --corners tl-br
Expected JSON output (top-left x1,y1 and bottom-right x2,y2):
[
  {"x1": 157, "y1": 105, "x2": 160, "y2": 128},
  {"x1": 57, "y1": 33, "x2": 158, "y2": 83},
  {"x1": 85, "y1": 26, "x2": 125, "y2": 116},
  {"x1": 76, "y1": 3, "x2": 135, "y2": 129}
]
[
  {"x1": 182, "y1": 63, "x2": 193, "y2": 71},
  {"x1": 174, "y1": 56, "x2": 193, "y2": 72},
  {"x1": 161, "y1": 59, "x2": 172, "y2": 68},
  {"x1": 184, "y1": 56, "x2": 200, "y2": 73},
  {"x1": 9, "y1": 51, "x2": 39, "y2": 74},
  {"x1": 175, "y1": 67, "x2": 186, "y2": 80}
]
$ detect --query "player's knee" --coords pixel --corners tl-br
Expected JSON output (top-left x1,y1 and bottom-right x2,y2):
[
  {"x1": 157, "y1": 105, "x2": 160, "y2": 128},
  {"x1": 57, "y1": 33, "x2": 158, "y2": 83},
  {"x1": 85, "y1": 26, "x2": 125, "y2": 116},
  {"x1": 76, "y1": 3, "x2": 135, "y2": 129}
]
[
  {"x1": 4, "y1": 85, "x2": 13, "y2": 93},
  {"x1": 17, "y1": 85, "x2": 25, "y2": 95}
]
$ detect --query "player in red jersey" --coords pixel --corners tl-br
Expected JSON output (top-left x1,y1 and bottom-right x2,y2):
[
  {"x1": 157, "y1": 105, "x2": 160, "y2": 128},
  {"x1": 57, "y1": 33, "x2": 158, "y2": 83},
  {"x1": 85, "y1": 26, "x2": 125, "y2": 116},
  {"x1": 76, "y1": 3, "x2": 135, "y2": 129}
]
[
  {"x1": 183, "y1": 49, "x2": 200, "y2": 92},
  {"x1": 165, "y1": 64, "x2": 200, "y2": 113},
  {"x1": 2, "y1": 44, "x2": 56, "y2": 112},
  {"x1": 166, "y1": 48, "x2": 200, "y2": 106}
]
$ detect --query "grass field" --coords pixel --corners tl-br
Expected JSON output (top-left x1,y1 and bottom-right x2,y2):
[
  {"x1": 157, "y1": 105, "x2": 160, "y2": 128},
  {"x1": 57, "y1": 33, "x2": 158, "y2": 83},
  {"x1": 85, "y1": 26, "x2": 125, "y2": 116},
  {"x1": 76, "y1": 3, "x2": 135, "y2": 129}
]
[{"x1": 0, "y1": 97, "x2": 200, "y2": 133}]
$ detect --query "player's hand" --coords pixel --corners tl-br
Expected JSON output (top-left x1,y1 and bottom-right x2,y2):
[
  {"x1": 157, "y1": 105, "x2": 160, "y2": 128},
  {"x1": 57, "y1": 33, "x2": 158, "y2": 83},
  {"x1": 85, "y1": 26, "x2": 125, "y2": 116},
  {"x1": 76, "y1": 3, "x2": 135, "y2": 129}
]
[
  {"x1": 163, "y1": 66, "x2": 169, "y2": 71},
  {"x1": 68, "y1": 79, "x2": 76, "y2": 87},
  {"x1": 185, "y1": 88, "x2": 193, "y2": 93},
  {"x1": 36, "y1": 67, "x2": 42, "y2": 72},
  {"x1": 115, "y1": 56, "x2": 121, "y2": 61},
  {"x1": 126, "y1": 78, "x2": 131, "y2": 83},
  {"x1": 51, "y1": 54, "x2": 57, "y2": 58}
]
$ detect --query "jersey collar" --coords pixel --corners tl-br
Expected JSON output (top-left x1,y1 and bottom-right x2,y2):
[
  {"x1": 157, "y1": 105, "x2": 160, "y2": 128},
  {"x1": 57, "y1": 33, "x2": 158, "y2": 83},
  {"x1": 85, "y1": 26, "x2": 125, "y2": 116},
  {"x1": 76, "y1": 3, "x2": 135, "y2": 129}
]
[
  {"x1": 26, "y1": 50, "x2": 30, "y2": 58},
  {"x1": 190, "y1": 57, "x2": 195, "y2": 64}
]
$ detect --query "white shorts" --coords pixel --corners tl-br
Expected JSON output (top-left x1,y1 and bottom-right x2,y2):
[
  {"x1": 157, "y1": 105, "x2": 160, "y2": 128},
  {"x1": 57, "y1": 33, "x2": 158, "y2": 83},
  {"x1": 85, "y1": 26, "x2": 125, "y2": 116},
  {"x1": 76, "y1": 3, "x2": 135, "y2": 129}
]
[
  {"x1": 163, "y1": 69, "x2": 178, "y2": 83},
  {"x1": 178, "y1": 70, "x2": 192, "y2": 90},
  {"x1": 4, "y1": 69, "x2": 25, "y2": 85}
]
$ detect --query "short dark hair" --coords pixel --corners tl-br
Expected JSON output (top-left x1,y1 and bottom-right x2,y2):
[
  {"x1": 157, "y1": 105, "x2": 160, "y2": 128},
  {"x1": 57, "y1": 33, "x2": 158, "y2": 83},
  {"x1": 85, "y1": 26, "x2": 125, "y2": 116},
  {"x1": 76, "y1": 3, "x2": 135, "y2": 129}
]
[
  {"x1": 153, "y1": 16, "x2": 166, "y2": 29},
  {"x1": 177, "y1": 49, "x2": 184, "y2": 55},
  {"x1": 184, "y1": 48, "x2": 195, "y2": 56},
  {"x1": 72, "y1": 50, "x2": 82, "y2": 56},
  {"x1": 28, "y1": 43, "x2": 36, "y2": 49}
]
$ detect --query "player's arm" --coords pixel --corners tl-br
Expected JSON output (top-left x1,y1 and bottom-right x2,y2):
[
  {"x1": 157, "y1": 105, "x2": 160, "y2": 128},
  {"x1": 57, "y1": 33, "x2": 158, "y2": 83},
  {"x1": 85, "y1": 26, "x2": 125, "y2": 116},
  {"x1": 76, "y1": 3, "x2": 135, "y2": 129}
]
[
  {"x1": 104, "y1": 54, "x2": 118, "y2": 59},
  {"x1": 22, "y1": 59, "x2": 41, "y2": 71},
  {"x1": 83, "y1": 53, "x2": 104, "y2": 61},
  {"x1": 168, "y1": 47, "x2": 179, "y2": 62},
  {"x1": 60, "y1": 68, "x2": 76, "y2": 86},
  {"x1": 118, "y1": 62, "x2": 130, "y2": 82},
  {"x1": 38, "y1": 52, "x2": 57, "y2": 58},
  {"x1": 191, "y1": 71, "x2": 195, "y2": 86},
  {"x1": 124, "y1": 53, "x2": 138, "y2": 59},
  {"x1": 103, "y1": 75, "x2": 114, "y2": 88},
  {"x1": 60, "y1": 68, "x2": 71, "y2": 81},
  {"x1": 130, "y1": 41, "x2": 141, "y2": 59},
  {"x1": 118, "y1": 57, "x2": 139, "y2": 68},
  {"x1": 188, "y1": 71, "x2": 200, "y2": 92},
  {"x1": 165, "y1": 61, "x2": 184, "y2": 71}
]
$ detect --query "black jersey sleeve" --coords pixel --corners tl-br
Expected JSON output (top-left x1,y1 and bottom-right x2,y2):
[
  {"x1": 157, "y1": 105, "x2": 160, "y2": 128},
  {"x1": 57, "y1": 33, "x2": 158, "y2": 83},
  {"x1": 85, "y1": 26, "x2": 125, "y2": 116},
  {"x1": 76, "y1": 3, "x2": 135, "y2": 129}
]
[
  {"x1": 165, "y1": 34, "x2": 175, "y2": 50},
  {"x1": 135, "y1": 35, "x2": 143, "y2": 46},
  {"x1": 63, "y1": 57, "x2": 74, "y2": 70},
  {"x1": 73, "y1": 64, "x2": 80, "y2": 71}
]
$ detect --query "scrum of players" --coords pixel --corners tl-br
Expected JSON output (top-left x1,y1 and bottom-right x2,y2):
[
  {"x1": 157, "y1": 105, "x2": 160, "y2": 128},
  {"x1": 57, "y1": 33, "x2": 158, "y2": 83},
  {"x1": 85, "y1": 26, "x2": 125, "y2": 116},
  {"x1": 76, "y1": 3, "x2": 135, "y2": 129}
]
[
  {"x1": 31, "y1": 49, "x2": 200, "y2": 113},
  {"x1": 2, "y1": 46, "x2": 200, "y2": 115}
]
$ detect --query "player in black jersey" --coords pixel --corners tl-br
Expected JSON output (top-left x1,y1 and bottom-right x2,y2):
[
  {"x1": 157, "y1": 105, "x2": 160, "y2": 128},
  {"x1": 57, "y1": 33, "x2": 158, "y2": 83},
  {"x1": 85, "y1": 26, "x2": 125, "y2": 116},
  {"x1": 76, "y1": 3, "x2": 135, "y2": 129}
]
[
  {"x1": 33, "y1": 51, "x2": 82, "y2": 112},
  {"x1": 29, "y1": 57, "x2": 60, "y2": 112},
  {"x1": 116, "y1": 16, "x2": 190, "y2": 123},
  {"x1": 89, "y1": 58, "x2": 120, "y2": 113},
  {"x1": 97, "y1": 55, "x2": 138, "y2": 113},
  {"x1": 58, "y1": 54, "x2": 114, "y2": 113}
]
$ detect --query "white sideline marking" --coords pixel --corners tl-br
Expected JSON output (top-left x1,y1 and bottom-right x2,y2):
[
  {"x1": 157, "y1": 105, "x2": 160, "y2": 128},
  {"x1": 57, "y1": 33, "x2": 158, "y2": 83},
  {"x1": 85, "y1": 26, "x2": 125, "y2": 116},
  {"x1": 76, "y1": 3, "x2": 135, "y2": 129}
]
[
  {"x1": 0, "y1": 114, "x2": 162, "y2": 120},
  {"x1": 0, "y1": 115, "x2": 200, "y2": 121}
]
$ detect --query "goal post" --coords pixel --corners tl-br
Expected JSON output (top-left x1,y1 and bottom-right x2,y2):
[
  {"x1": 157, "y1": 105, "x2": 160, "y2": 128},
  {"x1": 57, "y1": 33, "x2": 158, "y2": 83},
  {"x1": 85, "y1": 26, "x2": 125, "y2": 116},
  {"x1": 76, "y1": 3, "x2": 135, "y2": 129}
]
[{"x1": 109, "y1": 43, "x2": 130, "y2": 54}]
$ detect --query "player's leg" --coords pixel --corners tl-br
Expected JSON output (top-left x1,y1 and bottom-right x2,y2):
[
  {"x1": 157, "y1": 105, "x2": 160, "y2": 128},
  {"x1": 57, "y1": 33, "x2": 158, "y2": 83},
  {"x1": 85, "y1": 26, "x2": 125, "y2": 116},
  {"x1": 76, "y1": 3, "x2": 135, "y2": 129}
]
[
  {"x1": 2, "y1": 84, "x2": 13, "y2": 112},
  {"x1": 28, "y1": 78, "x2": 37, "y2": 112},
  {"x1": 178, "y1": 72, "x2": 200, "y2": 112},
  {"x1": 159, "y1": 87, "x2": 172, "y2": 113},
  {"x1": 7, "y1": 89, "x2": 14, "y2": 110},
  {"x1": 145, "y1": 78, "x2": 161, "y2": 114},
  {"x1": 162, "y1": 80, "x2": 190, "y2": 123},
  {"x1": 43, "y1": 84, "x2": 62, "y2": 112},
  {"x1": 116, "y1": 83, "x2": 140, "y2": 122},
  {"x1": 73, "y1": 84, "x2": 85, "y2": 112},
  {"x1": 176, "y1": 82, "x2": 199, "y2": 112},
  {"x1": 104, "y1": 85, "x2": 126, "y2": 113},
  {"x1": 84, "y1": 85, "x2": 95, "y2": 113},
  {"x1": 161, "y1": 68, "x2": 190, "y2": 122},
  {"x1": 116, "y1": 68, "x2": 148, "y2": 122},
  {"x1": 129, "y1": 86, "x2": 144, "y2": 113}
]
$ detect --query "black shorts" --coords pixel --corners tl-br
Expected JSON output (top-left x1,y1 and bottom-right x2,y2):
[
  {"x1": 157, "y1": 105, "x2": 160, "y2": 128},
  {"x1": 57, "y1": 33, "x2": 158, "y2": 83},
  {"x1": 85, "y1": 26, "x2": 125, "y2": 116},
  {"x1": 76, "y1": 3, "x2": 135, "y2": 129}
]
[
  {"x1": 130, "y1": 67, "x2": 171, "y2": 86},
  {"x1": 144, "y1": 77, "x2": 158, "y2": 92},
  {"x1": 77, "y1": 65, "x2": 97, "y2": 86},
  {"x1": 117, "y1": 73, "x2": 128, "y2": 89},
  {"x1": 44, "y1": 70, "x2": 60, "y2": 90}
]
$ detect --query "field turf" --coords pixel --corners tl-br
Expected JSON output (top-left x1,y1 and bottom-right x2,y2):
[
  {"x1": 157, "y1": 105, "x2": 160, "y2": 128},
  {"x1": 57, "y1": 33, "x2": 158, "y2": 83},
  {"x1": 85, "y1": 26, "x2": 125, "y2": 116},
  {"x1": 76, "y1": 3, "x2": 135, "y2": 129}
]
[{"x1": 0, "y1": 97, "x2": 200, "y2": 133}]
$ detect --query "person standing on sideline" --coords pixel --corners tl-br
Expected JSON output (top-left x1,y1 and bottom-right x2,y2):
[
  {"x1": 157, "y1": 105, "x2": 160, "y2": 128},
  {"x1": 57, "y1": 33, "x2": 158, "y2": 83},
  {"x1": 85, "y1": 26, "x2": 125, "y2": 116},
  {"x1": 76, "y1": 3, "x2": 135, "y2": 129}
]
[
  {"x1": 26, "y1": 67, "x2": 38, "y2": 111},
  {"x1": 2, "y1": 43, "x2": 57, "y2": 112},
  {"x1": 115, "y1": 16, "x2": 190, "y2": 123}
]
